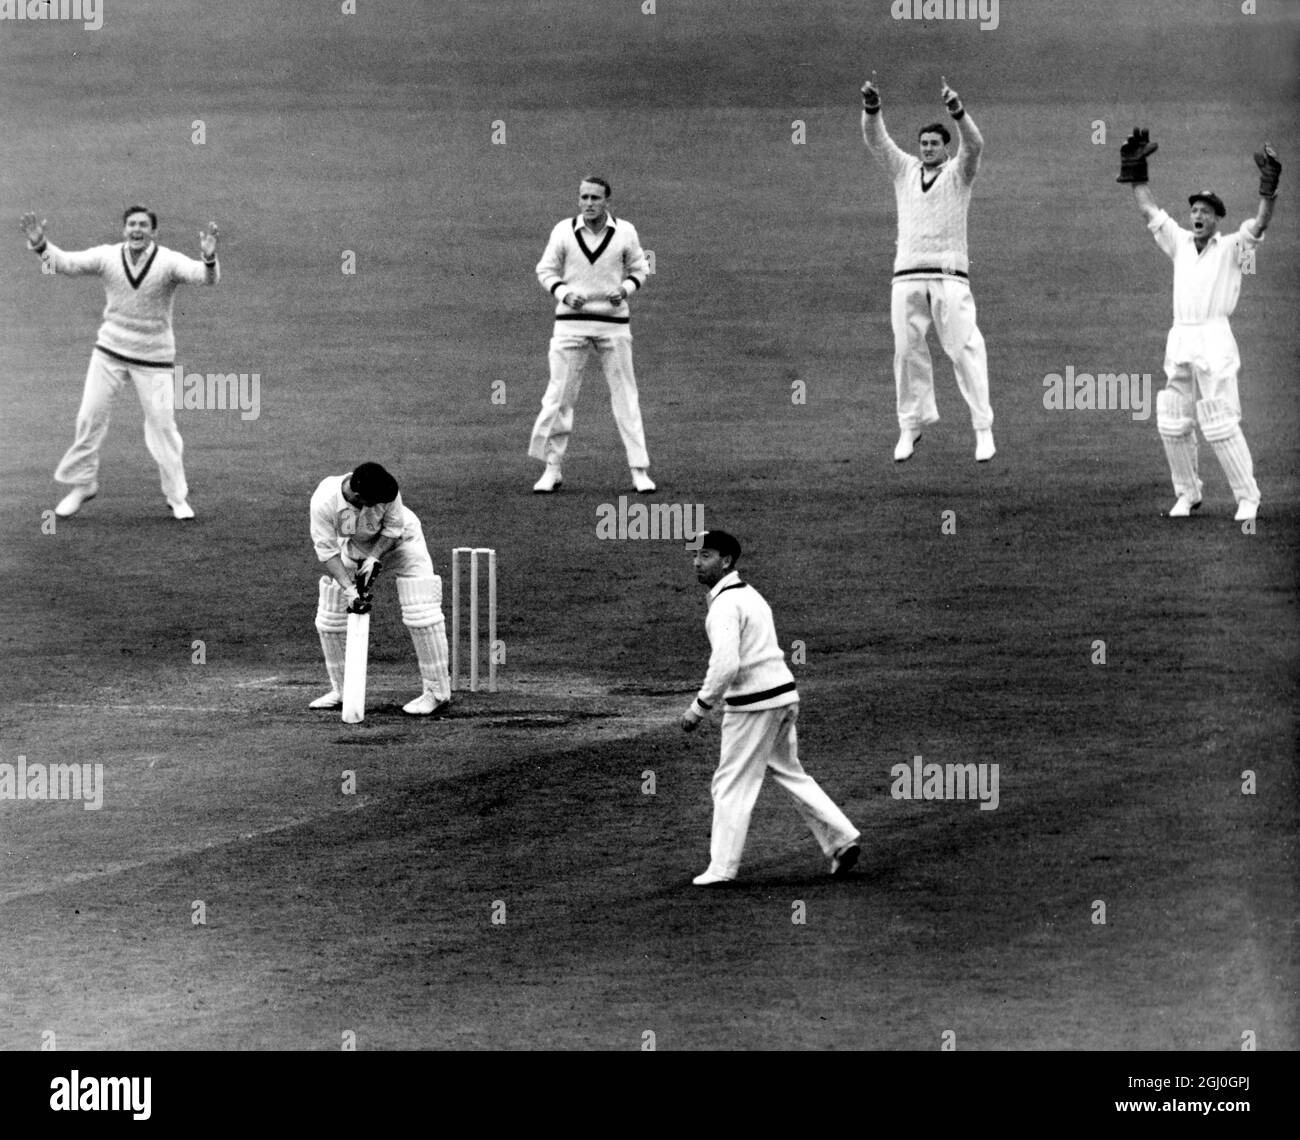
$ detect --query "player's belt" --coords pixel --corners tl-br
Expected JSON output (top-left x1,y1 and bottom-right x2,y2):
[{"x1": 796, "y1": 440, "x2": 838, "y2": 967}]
[
  {"x1": 94, "y1": 343, "x2": 175, "y2": 368},
  {"x1": 893, "y1": 267, "x2": 969, "y2": 280},
  {"x1": 725, "y1": 681, "x2": 797, "y2": 707}
]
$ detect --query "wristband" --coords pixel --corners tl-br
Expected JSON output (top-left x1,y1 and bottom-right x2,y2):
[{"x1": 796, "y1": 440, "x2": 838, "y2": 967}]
[
  {"x1": 950, "y1": 107, "x2": 965, "y2": 120},
  {"x1": 203, "y1": 255, "x2": 216, "y2": 265},
  {"x1": 32, "y1": 238, "x2": 47, "y2": 254}
]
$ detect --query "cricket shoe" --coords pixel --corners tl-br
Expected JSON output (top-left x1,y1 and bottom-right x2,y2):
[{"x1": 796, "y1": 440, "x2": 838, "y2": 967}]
[
  {"x1": 1234, "y1": 500, "x2": 1259, "y2": 523},
  {"x1": 974, "y1": 428, "x2": 996, "y2": 462},
  {"x1": 403, "y1": 693, "x2": 451, "y2": 716},
  {"x1": 308, "y1": 689, "x2": 342, "y2": 710},
  {"x1": 532, "y1": 465, "x2": 563, "y2": 493},
  {"x1": 691, "y1": 870, "x2": 733, "y2": 886},
  {"x1": 631, "y1": 467, "x2": 656, "y2": 493},
  {"x1": 1167, "y1": 494, "x2": 1202, "y2": 518},
  {"x1": 894, "y1": 428, "x2": 921, "y2": 462},
  {"x1": 54, "y1": 482, "x2": 98, "y2": 518},
  {"x1": 830, "y1": 841, "x2": 861, "y2": 878},
  {"x1": 169, "y1": 499, "x2": 195, "y2": 520}
]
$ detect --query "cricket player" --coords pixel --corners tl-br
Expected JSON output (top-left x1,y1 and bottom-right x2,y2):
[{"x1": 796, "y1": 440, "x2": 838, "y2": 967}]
[
  {"x1": 1119, "y1": 129, "x2": 1280, "y2": 522},
  {"x1": 860, "y1": 75, "x2": 996, "y2": 463},
  {"x1": 682, "y1": 530, "x2": 861, "y2": 885},
  {"x1": 529, "y1": 176, "x2": 655, "y2": 495},
  {"x1": 20, "y1": 206, "x2": 219, "y2": 519},
  {"x1": 309, "y1": 462, "x2": 451, "y2": 716}
]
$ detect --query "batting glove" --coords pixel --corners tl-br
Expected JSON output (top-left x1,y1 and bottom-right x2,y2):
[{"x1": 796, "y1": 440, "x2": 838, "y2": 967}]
[
  {"x1": 1254, "y1": 143, "x2": 1281, "y2": 198},
  {"x1": 1117, "y1": 127, "x2": 1158, "y2": 184}
]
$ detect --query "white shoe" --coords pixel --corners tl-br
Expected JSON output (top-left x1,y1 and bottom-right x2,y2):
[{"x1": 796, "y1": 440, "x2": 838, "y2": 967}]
[
  {"x1": 54, "y1": 483, "x2": 98, "y2": 518},
  {"x1": 974, "y1": 428, "x2": 996, "y2": 462},
  {"x1": 894, "y1": 428, "x2": 921, "y2": 462},
  {"x1": 532, "y1": 465, "x2": 562, "y2": 493},
  {"x1": 631, "y1": 467, "x2": 656, "y2": 493},
  {"x1": 308, "y1": 690, "x2": 342, "y2": 709},
  {"x1": 1168, "y1": 494, "x2": 1202, "y2": 518},
  {"x1": 691, "y1": 870, "x2": 733, "y2": 886},
  {"x1": 403, "y1": 693, "x2": 451, "y2": 716},
  {"x1": 169, "y1": 500, "x2": 195, "y2": 520},
  {"x1": 1234, "y1": 500, "x2": 1259, "y2": 522}
]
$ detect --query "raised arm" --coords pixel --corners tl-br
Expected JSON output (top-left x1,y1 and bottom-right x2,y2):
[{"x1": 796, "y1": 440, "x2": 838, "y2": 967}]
[
  {"x1": 1117, "y1": 128, "x2": 1161, "y2": 221},
  {"x1": 19, "y1": 212, "x2": 104, "y2": 274},
  {"x1": 1246, "y1": 144, "x2": 1281, "y2": 238},
  {"x1": 941, "y1": 78, "x2": 982, "y2": 181},
  {"x1": 860, "y1": 73, "x2": 909, "y2": 174}
]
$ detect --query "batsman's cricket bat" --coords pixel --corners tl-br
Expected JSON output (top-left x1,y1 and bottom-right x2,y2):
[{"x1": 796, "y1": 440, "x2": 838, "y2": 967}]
[{"x1": 342, "y1": 611, "x2": 370, "y2": 723}]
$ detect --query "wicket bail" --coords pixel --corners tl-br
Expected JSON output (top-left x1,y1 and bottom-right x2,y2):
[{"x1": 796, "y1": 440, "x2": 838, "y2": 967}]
[{"x1": 451, "y1": 546, "x2": 497, "y2": 692}]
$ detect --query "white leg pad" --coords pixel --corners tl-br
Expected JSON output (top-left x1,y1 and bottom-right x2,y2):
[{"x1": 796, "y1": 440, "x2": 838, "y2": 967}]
[
  {"x1": 1156, "y1": 389, "x2": 1200, "y2": 499},
  {"x1": 315, "y1": 576, "x2": 349, "y2": 692},
  {"x1": 1198, "y1": 400, "x2": 1259, "y2": 503},
  {"x1": 397, "y1": 577, "x2": 450, "y2": 700}
]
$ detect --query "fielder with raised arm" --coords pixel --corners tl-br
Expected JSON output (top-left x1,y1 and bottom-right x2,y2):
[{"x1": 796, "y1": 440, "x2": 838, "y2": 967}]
[
  {"x1": 309, "y1": 462, "x2": 451, "y2": 716},
  {"x1": 860, "y1": 74, "x2": 996, "y2": 463},
  {"x1": 1119, "y1": 129, "x2": 1279, "y2": 522},
  {"x1": 20, "y1": 207, "x2": 218, "y2": 520}
]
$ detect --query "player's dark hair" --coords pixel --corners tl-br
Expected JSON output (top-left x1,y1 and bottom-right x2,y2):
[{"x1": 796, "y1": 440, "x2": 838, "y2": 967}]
[
  {"x1": 350, "y1": 462, "x2": 399, "y2": 505},
  {"x1": 123, "y1": 205, "x2": 158, "y2": 229},
  {"x1": 581, "y1": 175, "x2": 612, "y2": 198},
  {"x1": 917, "y1": 122, "x2": 951, "y2": 145}
]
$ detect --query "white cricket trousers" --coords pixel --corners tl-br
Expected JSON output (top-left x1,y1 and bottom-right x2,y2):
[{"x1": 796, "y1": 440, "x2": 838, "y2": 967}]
[
  {"x1": 54, "y1": 349, "x2": 188, "y2": 505},
  {"x1": 528, "y1": 331, "x2": 650, "y2": 468},
  {"x1": 891, "y1": 277, "x2": 993, "y2": 431},
  {"x1": 706, "y1": 703, "x2": 860, "y2": 880}
]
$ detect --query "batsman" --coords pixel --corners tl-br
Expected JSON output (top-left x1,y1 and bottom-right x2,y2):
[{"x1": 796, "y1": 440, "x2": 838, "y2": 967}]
[{"x1": 308, "y1": 462, "x2": 452, "y2": 716}]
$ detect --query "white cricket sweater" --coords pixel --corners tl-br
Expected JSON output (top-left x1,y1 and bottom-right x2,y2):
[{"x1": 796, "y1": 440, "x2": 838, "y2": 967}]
[
  {"x1": 310, "y1": 474, "x2": 417, "y2": 564},
  {"x1": 536, "y1": 215, "x2": 648, "y2": 338},
  {"x1": 863, "y1": 114, "x2": 979, "y2": 280},
  {"x1": 694, "y1": 572, "x2": 798, "y2": 714},
  {"x1": 37, "y1": 240, "x2": 218, "y2": 365}
]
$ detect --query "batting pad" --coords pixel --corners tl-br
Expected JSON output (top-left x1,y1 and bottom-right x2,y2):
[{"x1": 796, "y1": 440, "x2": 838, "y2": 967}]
[
  {"x1": 1156, "y1": 389, "x2": 1195, "y2": 436},
  {"x1": 396, "y1": 576, "x2": 443, "y2": 628},
  {"x1": 314, "y1": 576, "x2": 348, "y2": 692},
  {"x1": 1156, "y1": 390, "x2": 1200, "y2": 497},
  {"x1": 1195, "y1": 398, "x2": 1240, "y2": 442},
  {"x1": 1199, "y1": 400, "x2": 1259, "y2": 503},
  {"x1": 397, "y1": 577, "x2": 450, "y2": 700}
]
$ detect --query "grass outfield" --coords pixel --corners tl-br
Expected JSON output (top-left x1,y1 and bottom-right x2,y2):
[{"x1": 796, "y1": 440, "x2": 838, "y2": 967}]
[{"x1": 0, "y1": 0, "x2": 1295, "y2": 1051}]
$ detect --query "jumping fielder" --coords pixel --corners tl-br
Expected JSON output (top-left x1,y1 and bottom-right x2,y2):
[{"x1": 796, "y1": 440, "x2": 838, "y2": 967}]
[
  {"x1": 682, "y1": 530, "x2": 861, "y2": 886},
  {"x1": 1119, "y1": 129, "x2": 1279, "y2": 522},
  {"x1": 20, "y1": 206, "x2": 219, "y2": 519},
  {"x1": 309, "y1": 462, "x2": 452, "y2": 716},
  {"x1": 860, "y1": 75, "x2": 996, "y2": 463},
  {"x1": 529, "y1": 176, "x2": 655, "y2": 495}
]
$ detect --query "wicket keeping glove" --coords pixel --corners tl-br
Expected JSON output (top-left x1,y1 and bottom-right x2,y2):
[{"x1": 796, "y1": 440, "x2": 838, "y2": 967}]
[
  {"x1": 1254, "y1": 143, "x2": 1281, "y2": 198},
  {"x1": 1117, "y1": 127, "x2": 1157, "y2": 184}
]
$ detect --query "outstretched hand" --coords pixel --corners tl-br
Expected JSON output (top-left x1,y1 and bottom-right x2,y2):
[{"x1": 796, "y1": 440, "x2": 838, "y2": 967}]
[
  {"x1": 20, "y1": 212, "x2": 46, "y2": 245},
  {"x1": 199, "y1": 221, "x2": 219, "y2": 258}
]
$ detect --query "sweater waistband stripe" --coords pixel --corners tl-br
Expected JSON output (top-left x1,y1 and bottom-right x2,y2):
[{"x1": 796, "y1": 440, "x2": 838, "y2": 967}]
[
  {"x1": 556, "y1": 313, "x2": 631, "y2": 324},
  {"x1": 893, "y1": 267, "x2": 969, "y2": 280},
  {"x1": 725, "y1": 680, "x2": 797, "y2": 707},
  {"x1": 95, "y1": 344, "x2": 175, "y2": 368}
]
